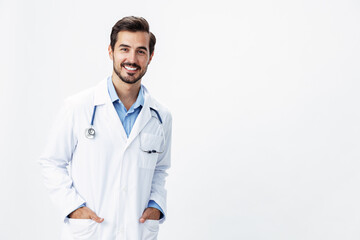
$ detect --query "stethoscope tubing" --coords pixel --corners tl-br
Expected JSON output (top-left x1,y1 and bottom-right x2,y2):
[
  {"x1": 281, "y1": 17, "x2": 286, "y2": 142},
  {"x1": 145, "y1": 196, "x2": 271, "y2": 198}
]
[
  {"x1": 90, "y1": 106, "x2": 97, "y2": 126},
  {"x1": 85, "y1": 106, "x2": 165, "y2": 154}
]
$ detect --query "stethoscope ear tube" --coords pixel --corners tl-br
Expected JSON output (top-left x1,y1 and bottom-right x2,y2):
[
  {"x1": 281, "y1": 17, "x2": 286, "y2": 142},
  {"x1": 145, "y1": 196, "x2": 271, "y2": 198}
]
[{"x1": 150, "y1": 107, "x2": 162, "y2": 124}]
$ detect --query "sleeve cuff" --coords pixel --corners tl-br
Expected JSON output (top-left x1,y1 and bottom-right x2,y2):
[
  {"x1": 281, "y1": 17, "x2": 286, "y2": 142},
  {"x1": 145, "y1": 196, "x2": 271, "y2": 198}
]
[
  {"x1": 148, "y1": 200, "x2": 164, "y2": 219},
  {"x1": 77, "y1": 203, "x2": 86, "y2": 208}
]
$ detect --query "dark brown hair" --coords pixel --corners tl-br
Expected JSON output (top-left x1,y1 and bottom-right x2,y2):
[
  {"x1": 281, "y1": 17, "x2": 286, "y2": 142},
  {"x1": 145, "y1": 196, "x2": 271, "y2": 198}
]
[{"x1": 110, "y1": 16, "x2": 156, "y2": 55}]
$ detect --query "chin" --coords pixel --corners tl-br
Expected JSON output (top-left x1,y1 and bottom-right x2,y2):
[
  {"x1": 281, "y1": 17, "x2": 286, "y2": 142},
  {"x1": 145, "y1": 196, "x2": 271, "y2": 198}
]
[{"x1": 120, "y1": 76, "x2": 141, "y2": 84}]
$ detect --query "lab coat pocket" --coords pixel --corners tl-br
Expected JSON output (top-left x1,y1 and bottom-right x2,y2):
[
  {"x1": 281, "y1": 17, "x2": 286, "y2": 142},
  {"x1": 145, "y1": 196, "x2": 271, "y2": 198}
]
[
  {"x1": 142, "y1": 219, "x2": 160, "y2": 240},
  {"x1": 139, "y1": 133, "x2": 163, "y2": 169},
  {"x1": 67, "y1": 218, "x2": 98, "y2": 240}
]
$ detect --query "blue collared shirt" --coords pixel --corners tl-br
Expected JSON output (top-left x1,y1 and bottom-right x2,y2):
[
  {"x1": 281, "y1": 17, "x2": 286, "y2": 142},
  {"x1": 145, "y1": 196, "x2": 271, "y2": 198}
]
[
  {"x1": 107, "y1": 77, "x2": 144, "y2": 137},
  {"x1": 107, "y1": 77, "x2": 164, "y2": 217}
]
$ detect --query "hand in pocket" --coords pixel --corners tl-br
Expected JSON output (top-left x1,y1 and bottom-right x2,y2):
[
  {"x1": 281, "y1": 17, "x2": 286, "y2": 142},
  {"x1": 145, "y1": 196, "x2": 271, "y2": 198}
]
[
  {"x1": 68, "y1": 206, "x2": 104, "y2": 223},
  {"x1": 139, "y1": 207, "x2": 161, "y2": 223}
]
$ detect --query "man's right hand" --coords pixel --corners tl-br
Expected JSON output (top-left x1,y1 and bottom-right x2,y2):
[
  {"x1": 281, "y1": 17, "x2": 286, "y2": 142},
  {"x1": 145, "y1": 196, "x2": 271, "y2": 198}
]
[{"x1": 68, "y1": 206, "x2": 104, "y2": 223}]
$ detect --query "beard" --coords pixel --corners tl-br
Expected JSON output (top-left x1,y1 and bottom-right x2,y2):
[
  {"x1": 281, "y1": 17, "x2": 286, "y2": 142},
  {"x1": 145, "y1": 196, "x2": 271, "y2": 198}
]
[{"x1": 113, "y1": 62, "x2": 148, "y2": 84}]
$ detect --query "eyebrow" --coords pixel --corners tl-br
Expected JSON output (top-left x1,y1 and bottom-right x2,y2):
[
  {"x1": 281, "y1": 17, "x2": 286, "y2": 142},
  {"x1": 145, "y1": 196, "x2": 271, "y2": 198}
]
[
  {"x1": 137, "y1": 46, "x2": 148, "y2": 52},
  {"x1": 118, "y1": 44, "x2": 148, "y2": 52},
  {"x1": 119, "y1": 44, "x2": 130, "y2": 48}
]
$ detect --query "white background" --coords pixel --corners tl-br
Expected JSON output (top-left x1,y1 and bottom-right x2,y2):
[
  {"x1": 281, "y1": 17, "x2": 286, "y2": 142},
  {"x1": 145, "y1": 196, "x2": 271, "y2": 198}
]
[{"x1": 1, "y1": 0, "x2": 360, "y2": 239}]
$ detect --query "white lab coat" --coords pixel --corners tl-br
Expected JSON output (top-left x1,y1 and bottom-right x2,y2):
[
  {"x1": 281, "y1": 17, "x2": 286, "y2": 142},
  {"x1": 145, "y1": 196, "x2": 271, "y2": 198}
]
[{"x1": 39, "y1": 78, "x2": 172, "y2": 240}]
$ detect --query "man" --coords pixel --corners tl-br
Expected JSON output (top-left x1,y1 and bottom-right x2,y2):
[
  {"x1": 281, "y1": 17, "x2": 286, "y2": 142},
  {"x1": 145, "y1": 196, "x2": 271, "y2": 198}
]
[{"x1": 39, "y1": 16, "x2": 172, "y2": 240}]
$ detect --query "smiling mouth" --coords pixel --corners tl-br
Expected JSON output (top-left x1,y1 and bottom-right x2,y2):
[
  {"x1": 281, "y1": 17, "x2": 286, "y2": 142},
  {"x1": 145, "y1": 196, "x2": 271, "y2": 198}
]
[
  {"x1": 124, "y1": 65, "x2": 137, "y2": 71},
  {"x1": 122, "y1": 63, "x2": 140, "y2": 72}
]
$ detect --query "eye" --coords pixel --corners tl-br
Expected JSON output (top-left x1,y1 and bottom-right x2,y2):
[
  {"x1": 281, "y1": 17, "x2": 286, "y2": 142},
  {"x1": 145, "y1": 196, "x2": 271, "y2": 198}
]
[
  {"x1": 120, "y1": 48, "x2": 128, "y2": 52},
  {"x1": 138, "y1": 50, "x2": 146, "y2": 55}
]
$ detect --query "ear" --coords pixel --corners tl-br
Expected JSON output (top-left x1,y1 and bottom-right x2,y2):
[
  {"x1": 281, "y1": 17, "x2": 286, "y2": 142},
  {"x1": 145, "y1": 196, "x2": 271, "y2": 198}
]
[
  {"x1": 108, "y1": 45, "x2": 114, "y2": 60},
  {"x1": 148, "y1": 51, "x2": 154, "y2": 65}
]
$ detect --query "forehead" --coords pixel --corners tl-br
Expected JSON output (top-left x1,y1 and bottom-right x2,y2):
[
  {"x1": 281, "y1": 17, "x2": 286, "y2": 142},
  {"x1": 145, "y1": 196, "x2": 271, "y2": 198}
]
[{"x1": 115, "y1": 31, "x2": 150, "y2": 49}]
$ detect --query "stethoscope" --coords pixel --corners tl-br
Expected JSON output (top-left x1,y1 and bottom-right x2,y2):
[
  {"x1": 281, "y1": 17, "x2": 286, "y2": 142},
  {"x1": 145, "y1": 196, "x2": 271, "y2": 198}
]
[
  {"x1": 85, "y1": 105, "x2": 165, "y2": 154},
  {"x1": 85, "y1": 106, "x2": 98, "y2": 139}
]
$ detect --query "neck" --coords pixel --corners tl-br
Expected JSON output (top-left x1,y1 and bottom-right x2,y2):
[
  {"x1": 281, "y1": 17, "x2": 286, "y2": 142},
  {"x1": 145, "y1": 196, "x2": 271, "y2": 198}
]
[{"x1": 112, "y1": 72, "x2": 141, "y2": 111}]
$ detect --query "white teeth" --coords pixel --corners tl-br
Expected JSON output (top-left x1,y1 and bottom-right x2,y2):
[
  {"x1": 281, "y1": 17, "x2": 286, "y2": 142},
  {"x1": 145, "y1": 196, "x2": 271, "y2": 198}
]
[{"x1": 124, "y1": 66, "x2": 137, "y2": 71}]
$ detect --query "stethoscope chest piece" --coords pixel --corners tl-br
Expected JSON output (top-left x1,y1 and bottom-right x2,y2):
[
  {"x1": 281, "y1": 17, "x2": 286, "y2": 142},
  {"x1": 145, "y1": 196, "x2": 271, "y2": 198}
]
[{"x1": 85, "y1": 127, "x2": 96, "y2": 139}]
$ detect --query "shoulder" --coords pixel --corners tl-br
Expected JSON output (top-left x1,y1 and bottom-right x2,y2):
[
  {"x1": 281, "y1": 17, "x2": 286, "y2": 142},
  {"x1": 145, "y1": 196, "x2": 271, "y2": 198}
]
[
  {"x1": 150, "y1": 98, "x2": 173, "y2": 135},
  {"x1": 153, "y1": 99, "x2": 172, "y2": 123},
  {"x1": 143, "y1": 87, "x2": 172, "y2": 125},
  {"x1": 62, "y1": 86, "x2": 96, "y2": 113}
]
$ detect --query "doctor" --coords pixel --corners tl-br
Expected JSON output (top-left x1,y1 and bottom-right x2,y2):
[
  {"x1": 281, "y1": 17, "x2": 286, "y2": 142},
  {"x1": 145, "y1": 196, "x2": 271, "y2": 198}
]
[{"x1": 39, "y1": 16, "x2": 172, "y2": 240}]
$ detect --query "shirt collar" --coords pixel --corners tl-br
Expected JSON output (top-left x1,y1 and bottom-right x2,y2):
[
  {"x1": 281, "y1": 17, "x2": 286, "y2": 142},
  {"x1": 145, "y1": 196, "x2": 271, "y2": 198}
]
[{"x1": 107, "y1": 76, "x2": 144, "y2": 110}]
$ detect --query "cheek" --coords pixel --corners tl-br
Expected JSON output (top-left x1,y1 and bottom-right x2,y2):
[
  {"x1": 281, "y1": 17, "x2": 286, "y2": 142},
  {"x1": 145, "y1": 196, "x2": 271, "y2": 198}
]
[
  {"x1": 140, "y1": 58, "x2": 150, "y2": 67},
  {"x1": 113, "y1": 53, "x2": 124, "y2": 62},
  {"x1": 113, "y1": 57, "x2": 123, "y2": 66}
]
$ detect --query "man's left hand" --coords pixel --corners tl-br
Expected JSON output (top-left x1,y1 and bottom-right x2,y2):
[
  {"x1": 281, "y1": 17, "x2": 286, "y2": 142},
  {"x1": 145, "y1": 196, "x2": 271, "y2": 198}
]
[{"x1": 139, "y1": 207, "x2": 161, "y2": 223}]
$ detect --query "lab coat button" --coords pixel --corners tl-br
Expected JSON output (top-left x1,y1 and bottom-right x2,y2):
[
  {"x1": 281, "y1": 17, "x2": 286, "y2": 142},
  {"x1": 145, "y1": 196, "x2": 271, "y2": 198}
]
[{"x1": 122, "y1": 186, "x2": 127, "y2": 192}]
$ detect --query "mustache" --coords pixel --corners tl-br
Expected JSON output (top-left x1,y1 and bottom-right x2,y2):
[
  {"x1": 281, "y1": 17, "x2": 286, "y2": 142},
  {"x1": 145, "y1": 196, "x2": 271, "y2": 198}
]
[{"x1": 121, "y1": 62, "x2": 141, "y2": 69}]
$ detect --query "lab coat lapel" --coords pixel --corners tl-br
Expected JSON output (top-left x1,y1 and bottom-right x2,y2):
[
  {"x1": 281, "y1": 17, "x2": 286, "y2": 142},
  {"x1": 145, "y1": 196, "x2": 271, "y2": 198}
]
[
  {"x1": 94, "y1": 78, "x2": 128, "y2": 141},
  {"x1": 125, "y1": 89, "x2": 154, "y2": 149}
]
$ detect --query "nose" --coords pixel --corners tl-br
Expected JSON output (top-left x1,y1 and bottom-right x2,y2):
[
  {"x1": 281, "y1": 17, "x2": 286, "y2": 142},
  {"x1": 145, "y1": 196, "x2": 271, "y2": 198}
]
[{"x1": 127, "y1": 50, "x2": 137, "y2": 63}]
